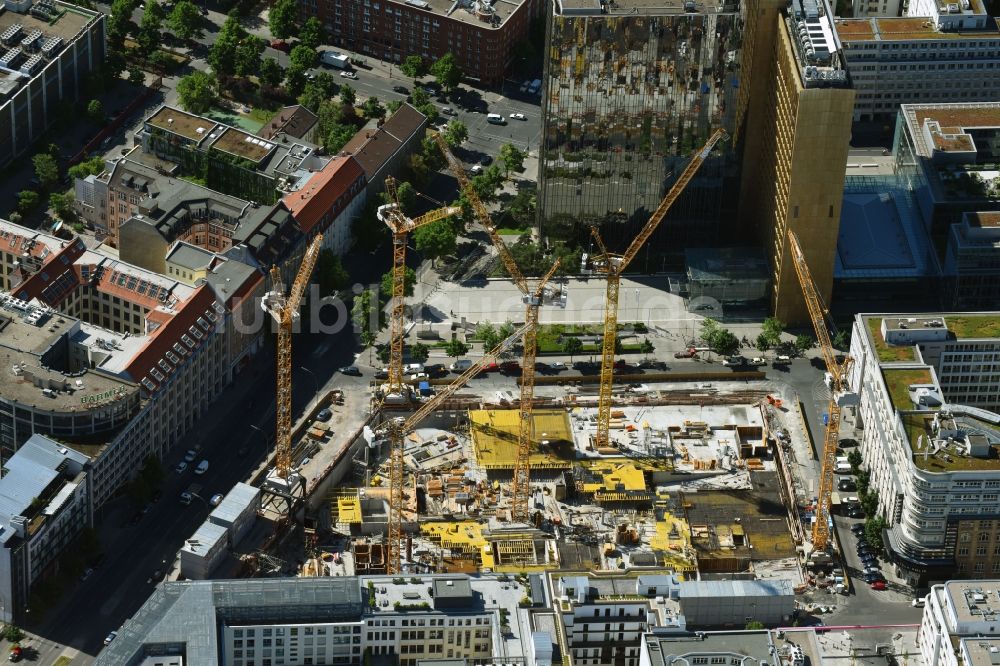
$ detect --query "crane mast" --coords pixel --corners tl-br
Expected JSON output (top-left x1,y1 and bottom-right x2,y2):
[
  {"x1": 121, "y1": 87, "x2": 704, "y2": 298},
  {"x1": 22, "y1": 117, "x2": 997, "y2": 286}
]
[
  {"x1": 262, "y1": 234, "x2": 323, "y2": 479},
  {"x1": 383, "y1": 322, "x2": 532, "y2": 573},
  {"x1": 787, "y1": 230, "x2": 853, "y2": 552},
  {"x1": 591, "y1": 129, "x2": 728, "y2": 448},
  {"x1": 432, "y1": 132, "x2": 559, "y2": 521}
]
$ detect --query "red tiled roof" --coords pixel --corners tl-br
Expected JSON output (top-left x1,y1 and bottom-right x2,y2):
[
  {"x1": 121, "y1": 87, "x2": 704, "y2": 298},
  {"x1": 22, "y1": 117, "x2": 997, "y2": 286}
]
[
  {"x1": 125, "y1": 284, "x2": 221, "y2": 392},
  {"x1": 12, "y1": 237, "x2": 87, "y2": 304},
  {"x1": 282, "y1": 155, "x2": 365, "y2": 235}
]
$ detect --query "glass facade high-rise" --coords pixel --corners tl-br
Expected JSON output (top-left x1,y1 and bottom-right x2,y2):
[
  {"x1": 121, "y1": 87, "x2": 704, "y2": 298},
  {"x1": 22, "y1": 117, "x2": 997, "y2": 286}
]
[{"x1": 538, "y1": 0, "x2": 747, "y2": 260}]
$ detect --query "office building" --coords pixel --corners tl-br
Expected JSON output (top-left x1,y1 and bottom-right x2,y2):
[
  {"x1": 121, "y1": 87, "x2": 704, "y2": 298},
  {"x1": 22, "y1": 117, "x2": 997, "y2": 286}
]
[
  {"x1": 848, "y1": 312, "x2": 1000, "y2": 585},
  {"x1": 298, "y1": 0, "x2": 540, "y2": 84},
  {"x1": 835, "y1": 16, "x2": 1000, "y2": 124},
  {"x1": 96, "y1": 574, "x2": 539, "y2": 666},
  {"x1": 639, "y1": 631, "x2": 781, "y2": 666},
  {"x1": 737, "y1": 0, "x2": 854, "y2": 324},
  {"x1": 684, "y1": 247, "x2": 770, "y2": 305},
  {"x1": 0, "y1": 219, "x2": 262, "y2": 507},
  {"x1": 0, "y1": 2, "x2": 106, "y2": 168},
  {"x1": 537, "y1": 0, "x2": 751, "y2": 255},
  {"x1": 943, "y1": 212, "x2": 1000, "y2": 311},
  {"x1": 0, "y1": 434, "x2": 91, "y2": 623},
  {"x1": 920, "y1": 580, "x2": 1000, "y2": 666}
]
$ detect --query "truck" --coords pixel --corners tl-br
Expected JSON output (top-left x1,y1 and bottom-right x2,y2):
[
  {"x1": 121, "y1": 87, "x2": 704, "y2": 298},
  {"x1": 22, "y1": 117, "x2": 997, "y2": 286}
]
[
  {"x1": 321, "y1": 51, "x2": 350, "y2": 69},
  {"x1": 180, "y1": 483, "x2": 202, "y2": 505}
]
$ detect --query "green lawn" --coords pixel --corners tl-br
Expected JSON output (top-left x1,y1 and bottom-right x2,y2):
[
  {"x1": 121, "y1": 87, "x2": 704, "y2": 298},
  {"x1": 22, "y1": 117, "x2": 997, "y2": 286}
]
[
  {"x1": 203, "y1": 107, "x2": 268, "y2": 133},
  {"x1": 905, "y1": 413, "x2": 1000, "y2": 472},
  {"x1": 946, "y1": 315, "x2": 1000, "y2": 339},
  {"x1": 867, "y1": 317, "x2": 916, "y2": 362},
  {"x1": 882, "y1": 368, "x2": 933, "y2": 410}
]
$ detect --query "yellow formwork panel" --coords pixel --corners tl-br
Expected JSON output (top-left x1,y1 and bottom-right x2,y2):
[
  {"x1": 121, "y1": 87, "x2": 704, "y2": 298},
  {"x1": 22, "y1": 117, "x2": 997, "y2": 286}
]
[
  {"x1": 469, "y1": 409, "x2": 574, "y2": 470},
  {"x1": 338, "y1": 497, "x2": 362, "y2": 524}
]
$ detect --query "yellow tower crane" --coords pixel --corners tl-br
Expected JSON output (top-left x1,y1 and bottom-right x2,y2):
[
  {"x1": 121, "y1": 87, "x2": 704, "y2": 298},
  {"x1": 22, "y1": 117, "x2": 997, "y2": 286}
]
[
  {"x1": 376, "y1": 177, "x2": 461, "y2": 396},
  {"x1": 787, "y1": 230, "x2": 855, "y2": 552},
  {"x1": 262, "y1": 234, "x2": 323, "y2": 482},
  {"x1": 381, "y1": 321, "x2": 531, "y2": 574},
  {"x1": 590, "y1": 129, "x2": 728, "y2": 448},
  {"x1": 432, "y1": 132, "x2": 560, "y2": 521}
]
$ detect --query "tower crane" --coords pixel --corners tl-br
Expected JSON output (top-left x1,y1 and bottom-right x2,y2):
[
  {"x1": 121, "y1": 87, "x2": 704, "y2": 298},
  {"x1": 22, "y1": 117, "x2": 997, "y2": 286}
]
[
  {"x1": 376, "y1": 176, "x2": 461, "y2": 396},
  {"x1": 432, "y1": 132, "x2": 560, "y2": 521},
  {"x1": 787, "y1": 230, "x2": 855, "y2": 552},
  {"x1": 382, "y1": 321, "x2": 531, "y2": 574},
  {"x1": 590, "y1": 129, "x2": 728, "y2": 448},
  {"x1": 262, "y1": 234, "x2": 323, "y2": 482}
]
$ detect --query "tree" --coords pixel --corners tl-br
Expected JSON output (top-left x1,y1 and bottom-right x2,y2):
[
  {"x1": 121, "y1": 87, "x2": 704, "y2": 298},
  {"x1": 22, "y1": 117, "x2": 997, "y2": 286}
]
[
  {"x1": 3, "y1": 625, "x2": 24, "y2": 643},
  {"x1": 561, "y1": 336, "x2": 583, "y2": 361},
  {"x1": 857, "y1": 469, "x2": 871, "y2": 496},
  {"x1": 745, "y1": 621, "x2": 765, "y2": 631},
  {"x1": 68, "y1": 156, "x2": 104, "y2": 178},
  {"x1": 795, "y1": 333, "x2": 813, "y2": 353},
  {"x1": 443, "y1": 119, "x2": 468, "y2": 147},
  {"x1": 712, "y1": 329, "x2": 740, "y2": 356},
  {"x1": 382, "y1": 181, "x2": 417, "y2": 212},
  {"x1": 128, "y1": 66, "x2": 146, "y2": 86},
  {"x1": 168, "y1": 0, "x2": 203, "y2": 40},
  {"x1": 399, "y1": 55, "x2": 427, "y2": 79},
  {"x1": 410, "y1": 343, "x2": 429, "y2": 363},
  {"x1": 755, "y1": 332, "x2": 772, "y2": 352},
  {"x1": 86, "y1": 99, "x2": 104, "y2": 123},
  {"x1": 351, "y1": 289, "x2": 379, "y2": 337},
  {"x1": 260, "y1": 57, "x2": 284, "y2": 88},
  {"x1": 17, "y1": 190, "x2": 39, "y2": 214},
  {"x1": 387, "y1": 99, "x2": 403, "y2": 114},
  {"x1": 284, "y1": 65, "x2": 308, "y2": 97},
  {"x1": 833, "y1": 329, "x2": 850, "y2": 350},
  {"x1": 136, "y1": 0, "x2": 165, "y2": 56},
  {"x1": 269, "y1": 0, "x2": 297, "y2": 39},
  {"x1": 298, "y1": 80, "x2": 328, "y2": 113},
  {"x1": 476, "y1": 322, "x2": 500, "y2": 351},
  {"x1": 209, "y1": 13, "x2": 246, "y2": 77},
  {"x1": 762, "y1": 317, "x2": 784, "y2": 347},
  {"x1": 299, "y1": 16, "x2": 325, "y2": 50},
  {"x1": 32, "y1": 153, "x2": 59, "y2": 189},
  {"x1": 865, "y1": 516, "x2": 886, "y2": 554},
  {"x1": 640, "y1": 339, "x2": 655, "y2": 355},
  {"x1": 416, "y1": 103, "x2": 438, "y2": 124},
  {"x1": 316, "y1": 249, "x2": 350, "y2": 295},
  {"x1": 234, "y1": 35, "x2": 265, "y2": 78},
  {"x1": 508, "y1": 188, "x2": 536, "y2": 229},
  {"x1": 107, "y1": 0, "x2": 136, "y2": 46},
  {"x1": 177, "y1": 71, "x2": 216, "y2": 114},
  {"x1": 848, "y1": 449, "x2": 862, "y2": 474},
  {"x1": 362, "y1": 96, "x2": 386, "y2": 120},
  {"x1": 413, "y1": 220, "x2": 457, "y2": 266},
  {"x1": 410, "y1": 86, "x2": 430, "y2": 108},
  {"x1": 498, "y1": 143, "x2": 526, "y2": 177},
  {"x1": 49, "y1": 192, "x2": 74, "y2": 220},
  {"x1": 339, "y1": 84, "x2": 356, "y2": 107},
  {"x1": 431, "y1": 52, "x2": 462, "y2": 92},
  {"x1": 324, "y1": 123, "x2": 356, "y2": 153},
  {"x1": 290, "y1": 44, "x2": 319, "y2": 70},
  {"x1": 444, "y1": 339, "x2": 468, "y2": 357},
  {"x1": 380, "y1": 266, "x2": 416, "y2": 298}
]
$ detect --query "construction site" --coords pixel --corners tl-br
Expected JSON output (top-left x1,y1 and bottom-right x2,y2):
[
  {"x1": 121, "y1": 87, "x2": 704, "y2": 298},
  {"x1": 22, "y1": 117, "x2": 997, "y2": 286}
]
[{"x1": 228, "y1": 129, "x2": 851, "y2": 604}]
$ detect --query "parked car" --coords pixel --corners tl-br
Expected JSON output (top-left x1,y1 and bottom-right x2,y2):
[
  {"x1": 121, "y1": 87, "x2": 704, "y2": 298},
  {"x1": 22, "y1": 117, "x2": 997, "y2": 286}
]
[
  {"x1": 482, "y1": 362, "x2": 500, "y2": 372},
  {"x1": 175, "y1": 461, "x2": 188, "y2": 474},
  {"x1": 210, "y1": 493, "x2": 224, "y2": 507},
  {"x1": 194, "y1": 459, "x2": 209, "y2": 475},
  {"x1": 838, "y1": 478, "x2": 857, "y2": 491},
  {"x1": 500, "y1": 361, "x2": 521, "y2": 375},
  {"x1": 409, "y1": 372, "x2": 429, "y2": 381},
  {"x1": 392, "y1": 85, "x2": 409, "y2": 94},
  {"x1": 639, "y1": 359, "x2": 667, "y2": 370},
  {"x1": 339, "y1": 365, "x2": 362, "y2": 376},
  {"x1": 851, "y1": 523, "x2": 866, "y2": 535},
  {"x1": 104, "y1": 632, "x2": 118, "y2": 646},
  {"x1": 480, "y1": 155, "x2": 493, "y2": 166},
  {"x1": 722, "y1": 356, "x2": 747, "y2": 367},
  {"x1": 863, "y1": 572, "x2": 885, "y2": 583},
  {"x1": 424, "y1": 364, "x2": 447, "y2": 377},
  {"x1": 316, "y1": 408, "x2": 332, "y2": 422},
  {"x1": 870, "y1": 580, "x2": 887, "y2": 591},
  {"x1": 269, "y1": 39, "x2": 290, "y2": 52},
  {"x1": 183, "y1": 449, "x2": 197, "y2": 463},
  {"x1": 340, "y1": 71, "x2": 358, "y2": 79},
  {"x1": 548, "y1": 361, "x2": 567, "y2": 371},
  {"x1": 912, "y1": 597, "x2": 926, "y2": 607},
  {"x1": 509, "y1": 112, "x2": 526, "y2": 120},
  {"x1": 442, "y1": 107, "x2": 457, "y2": 116},
  {"x1": 674, "y1": 349, "x2": 697, "y2": 358},
  {"x1": 375, "y1": 368, "x2": 389, "y2": 379},
  {"x1": 862, "y1": 566, "x2": 881, "y2": 575},
  {"x1": 749, "y1": 357, "x2": 766, "y2": 366}
]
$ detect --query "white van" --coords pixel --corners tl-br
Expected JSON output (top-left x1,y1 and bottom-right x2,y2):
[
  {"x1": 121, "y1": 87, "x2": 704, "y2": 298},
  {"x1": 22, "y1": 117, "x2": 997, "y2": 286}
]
[
  {"x1": 450, "y1": 359, "x2": 473, "y2": 372},
  {"x1": 195, "y1": 459, "x2": 210, "y2": 475},
  {"x1": 486, "y1": 113, "x2": 506, "y2": 125}
]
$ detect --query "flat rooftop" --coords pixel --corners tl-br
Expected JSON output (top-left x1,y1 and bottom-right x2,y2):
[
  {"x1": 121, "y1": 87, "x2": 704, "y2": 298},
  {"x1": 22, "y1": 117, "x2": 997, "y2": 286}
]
[
  {"x1": 946, "y1": 581, "x2": 1000, "y2": 625},
  {"x1": 962, "y1": 638, "x2": 1000, "y2": 666},
  {"x1": 643, "y1": 632, "x2": 776, "y2": 666},
  {"x1": 883, "y1": 368, "x2": 934, "y2": 410},
  {"x1": 209, "y1": 127, "x2": 276, "y2": 164},
  {"x1": 969, "y1": 212, "x2": 1000, "y2": 228},
  {"x1": 903, "y1": 413, "x2": 1000, "y2": 472},
  {"x1": 389, "y1": 0, "x2": 529, "y2": 29},
  {"x1": 903, "y1": 104, "x2": 1000, "y2": 158},
  {"x1": 835, "y1": 17, "x2": 1000, "y2": 41},
  {"x1": 556, "y1": 0, "x2": 730, "y2": 15},
  {"x1": 146, "y1": 106, "x2": 220, "y2": 144},
  {"x1": 0, "y1": 2, "x2": 94, "y2": 44}
]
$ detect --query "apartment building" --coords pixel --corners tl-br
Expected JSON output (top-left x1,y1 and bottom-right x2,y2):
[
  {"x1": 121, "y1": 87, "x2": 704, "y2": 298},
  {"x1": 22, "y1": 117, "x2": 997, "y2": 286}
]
[
  {"x1": 298, "y1": 0, "x2": 540, "y2": 84},
  {"x1": 920, "y1": 580, "x2": 1000, "y2": 666},
  {"x1": 0, "y1": 434, "x2": 91, "y2": 623},
  {"x1": 96, "y1": 574, "x2": 540, "y2": 666},
  {"x1": 737, "y1": 0, "x2": 854, "y2": 324},
  {"x1": 639, "y1": 631, "x2": 781, "y2": 666},
  {"x1": 341, "y1": 103, "x2": 427, "y2": 203},
  {"x1": 835, "y1": 11, "x2": 1000, "y2": 123},
  {"x1": 848, "y1": 312, "x2": 1000, "y2": 586},
  {"x1": 0, "y1": 219, "x2": 261, "y2": 506},
  {"x1": 0, "y1": 2, "x2": 106, "y2": 168},
  {"x1": 282, "y1": 154, "x2": 366, "y2": 255}
]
